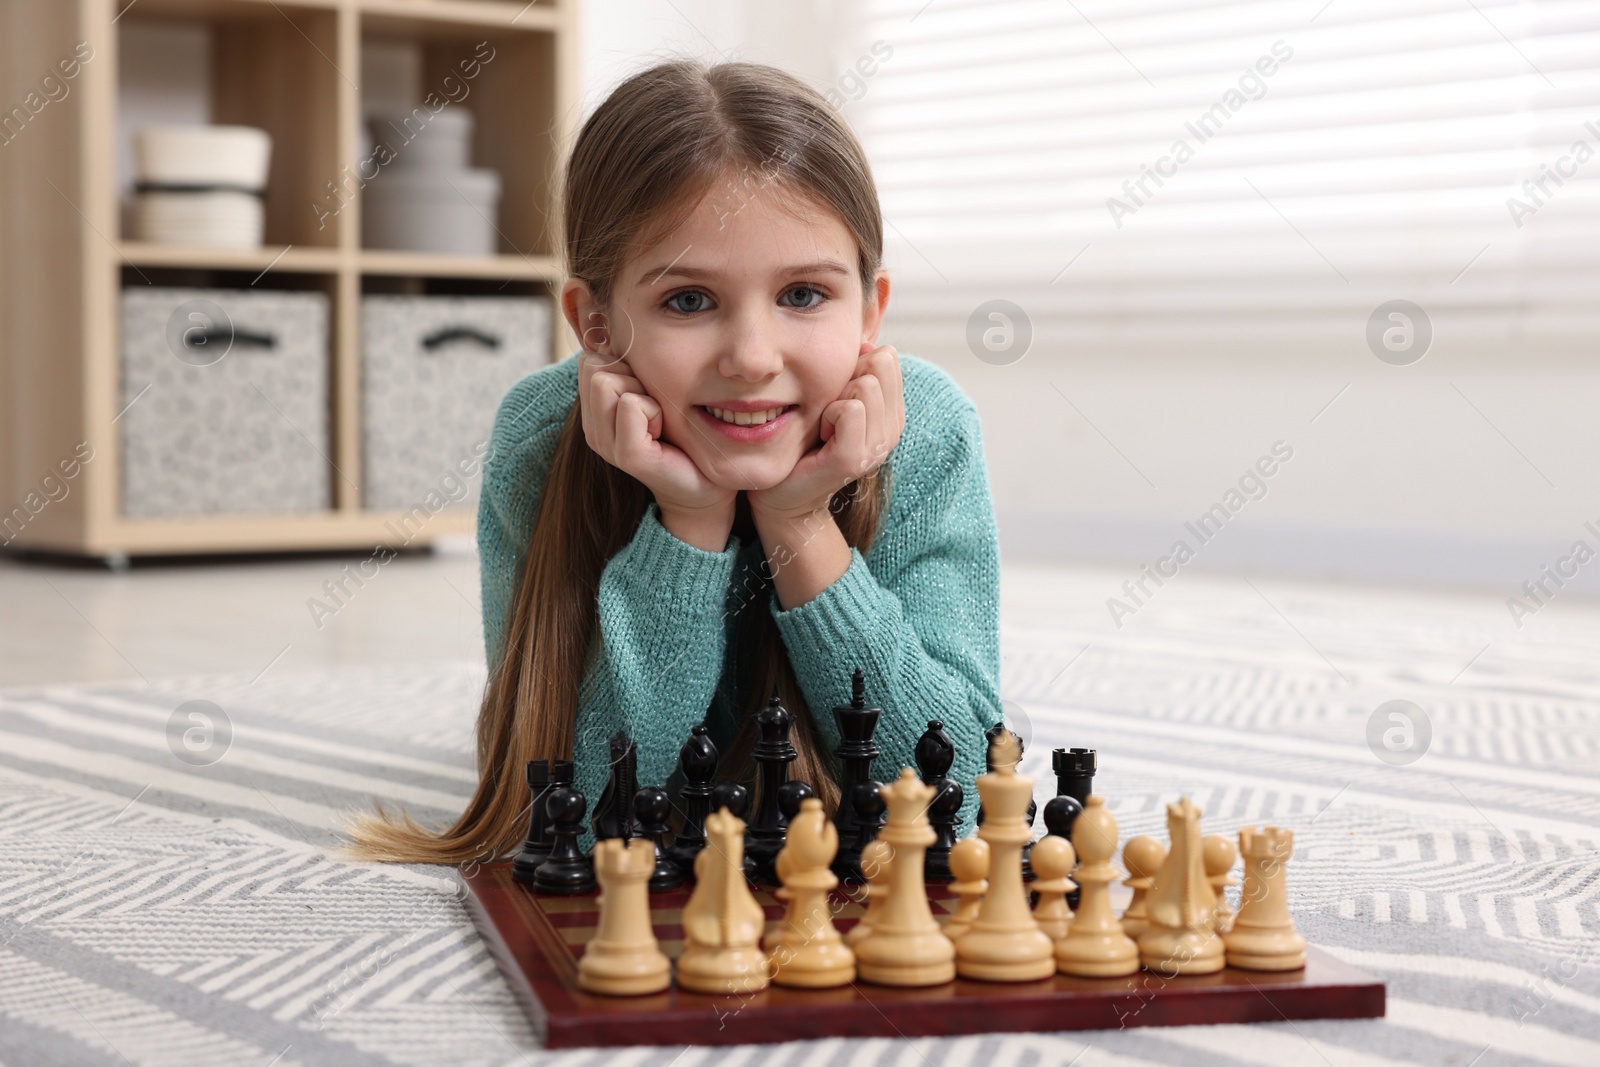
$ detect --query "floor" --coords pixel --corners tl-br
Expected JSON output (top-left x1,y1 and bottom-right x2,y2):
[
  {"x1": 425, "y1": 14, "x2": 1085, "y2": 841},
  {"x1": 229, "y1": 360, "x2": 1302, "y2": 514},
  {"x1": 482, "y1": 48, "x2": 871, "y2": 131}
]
[{"x1": 4, "y1": 544, "x2": 1598, "y2": 693}]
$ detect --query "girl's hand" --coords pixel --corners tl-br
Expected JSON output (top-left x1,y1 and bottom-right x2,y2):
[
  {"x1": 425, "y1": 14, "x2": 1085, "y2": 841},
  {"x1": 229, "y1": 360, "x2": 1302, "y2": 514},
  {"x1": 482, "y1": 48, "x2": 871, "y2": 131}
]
[
  {"x1": 748, "y1": 343, "x2": 905, "y2": 524},
  {"x1": 577, "y1": 351, "x2": 737, "y2": 525}
]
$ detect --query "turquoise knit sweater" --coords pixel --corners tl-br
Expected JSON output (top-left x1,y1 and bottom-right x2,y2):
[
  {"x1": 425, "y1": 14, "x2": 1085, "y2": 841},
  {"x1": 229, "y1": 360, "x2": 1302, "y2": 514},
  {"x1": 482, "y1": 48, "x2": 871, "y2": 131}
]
[{"x1": 476, "y1": 351, "x2": 1002, "y2": 843}]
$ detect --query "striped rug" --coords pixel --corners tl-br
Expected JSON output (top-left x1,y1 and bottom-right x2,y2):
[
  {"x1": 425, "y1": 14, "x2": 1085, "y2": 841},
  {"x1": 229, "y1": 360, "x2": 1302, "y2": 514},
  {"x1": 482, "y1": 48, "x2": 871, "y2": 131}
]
[{"x1": 1, "y1": 569, "x2": 1597, "y2": 1066}]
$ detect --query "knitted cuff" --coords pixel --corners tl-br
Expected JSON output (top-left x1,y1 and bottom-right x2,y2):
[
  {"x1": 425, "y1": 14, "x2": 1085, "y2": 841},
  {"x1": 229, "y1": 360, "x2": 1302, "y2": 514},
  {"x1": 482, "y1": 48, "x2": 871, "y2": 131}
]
[{"x1": 611, "y1": 502, "x2": 741, "y2": 619}]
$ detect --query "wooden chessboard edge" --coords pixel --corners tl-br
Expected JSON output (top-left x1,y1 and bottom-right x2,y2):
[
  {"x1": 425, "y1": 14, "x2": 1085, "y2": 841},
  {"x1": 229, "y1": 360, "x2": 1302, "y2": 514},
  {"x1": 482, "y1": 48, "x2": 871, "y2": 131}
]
[{"x1": 459, "y1": 864, "x2": 1386, "y2": 1050}]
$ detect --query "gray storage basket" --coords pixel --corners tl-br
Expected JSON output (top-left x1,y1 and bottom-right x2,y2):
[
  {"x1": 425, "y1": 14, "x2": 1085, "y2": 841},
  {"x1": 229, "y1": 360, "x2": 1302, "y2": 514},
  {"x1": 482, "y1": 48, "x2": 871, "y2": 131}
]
[
  {"x1": 120, "y1": 287, "x2": 331, "y2": 517},
  {"x1": 361, "y1": 294, "x2": 551, "y2": 511}
]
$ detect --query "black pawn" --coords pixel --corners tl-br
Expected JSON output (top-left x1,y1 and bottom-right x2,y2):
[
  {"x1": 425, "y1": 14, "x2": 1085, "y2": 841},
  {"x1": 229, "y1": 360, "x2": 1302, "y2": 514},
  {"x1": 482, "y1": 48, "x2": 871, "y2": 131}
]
[
  {"x1": 1045, "y1": 747, "x2": 1096, "y2": 909},
  {"x1": 666, "y1": 724, "x2": 718, "y2": 880},
  {"x1": 852, "y1": 781, "x2": 886, "y2": 847},
  {"x1": 709, "y1": 781, "x2": 754, "y2": 880},
  {"x1": 592, "y1": 731, "x2": 643, "y2": 842},
  {"x1": 512, "y1": 758, "x2": 571, "y2": 884},
  {"x1": 915, "y1": 721, "x2": 962, "y2": 884},
  {"x1": 832, "y1": 667, "x2": 884, "y2": 883},
  {"x1": 533, "y1": 785, "x2": 595, "y2": 895},
  {"x1": 711, "y1": 781, "x2": 750, "y2": 820},
  {"x1": 634, "y1": 786, "x2": 683, "y2": 891},
  {"x1": 746, "y1": 694, "x2": 799, "y2": 885},
  {"x1": 777, "y1": 779, "x2": 815, "y2": 823}
]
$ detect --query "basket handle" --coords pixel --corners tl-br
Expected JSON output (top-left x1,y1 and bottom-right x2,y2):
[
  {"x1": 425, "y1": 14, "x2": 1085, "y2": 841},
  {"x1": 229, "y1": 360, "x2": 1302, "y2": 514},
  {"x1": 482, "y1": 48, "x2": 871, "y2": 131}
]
[
  {"x1": 184, "y1": 326, "x2": 277, "y2": 350},
  {"x1": 421, "y1": 325, "x2": 502, "y2": 351}
]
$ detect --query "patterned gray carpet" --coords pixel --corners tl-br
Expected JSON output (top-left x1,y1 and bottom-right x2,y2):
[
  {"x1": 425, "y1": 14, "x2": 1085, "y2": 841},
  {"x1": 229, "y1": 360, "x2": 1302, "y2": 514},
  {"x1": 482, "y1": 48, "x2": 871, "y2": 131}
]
[{"x1": 2, "y1": 572, "x2": 1598, "y2": 1066}]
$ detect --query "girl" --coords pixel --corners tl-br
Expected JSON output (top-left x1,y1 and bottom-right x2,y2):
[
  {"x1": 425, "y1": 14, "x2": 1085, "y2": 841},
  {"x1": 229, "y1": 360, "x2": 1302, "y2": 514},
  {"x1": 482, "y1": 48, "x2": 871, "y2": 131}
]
[{"x1": 348, "y1": 60, "x2": 1002, "y2": 864}]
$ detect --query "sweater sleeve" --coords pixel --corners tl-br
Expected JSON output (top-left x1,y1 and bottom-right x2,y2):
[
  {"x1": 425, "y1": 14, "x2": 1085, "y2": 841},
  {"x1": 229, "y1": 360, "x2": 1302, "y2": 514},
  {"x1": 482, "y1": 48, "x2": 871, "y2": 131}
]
[
  {"x1": 477, "y1": 364, "x2": 576, "y2": 671},
  {"x1": 768, "y1": 395, "x2": 1003, "y2": 834},
  {"x1": 571, "y1": 502, "x2": 741, "y2": 845}
]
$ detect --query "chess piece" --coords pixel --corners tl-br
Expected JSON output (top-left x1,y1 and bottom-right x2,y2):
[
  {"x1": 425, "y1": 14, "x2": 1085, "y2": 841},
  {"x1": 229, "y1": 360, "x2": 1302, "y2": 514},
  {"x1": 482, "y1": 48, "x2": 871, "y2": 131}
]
[
  {"x1": 978, "y1": 723, "x2": 1038, "y2": 878},
  {"x1": 1224, "y1": 826, "x2": 1306, "y2": 971},
  {"x1": 942, "y1": 837, "x2": 989, "y2": 942},
  {"x1": 1119, "y1": 836, "x2": 1166, "y2": 940},
  {"x1": 1029, "y1": 834, "x2": 1076, "y2": 943},
  {"x1": 747, "y1": 695, "x2": 800, "y2": 885},
  {"x1": 832, "y1": 668, "x2": 884, "y2": 882},
  {"x1": 1045, "y1": 747, "x2": 1095, "y2": 908},
  {"x1": 533, "y1": 785, "x2": 596, "y2": 895},
  {"x1": 955, "y1": 728, "x2": 1056, "y2": 982},
  {"x1": 592, "y1": 731, "x2": 642, "y2": 841},
  {"x1": 916, "y1": 720, "x2": 962, "y2": 884},
  {"x1": 1055, "y1": 796, "x2": 1139, "y2": 977},
  {"x1": 853, "y1": 768, "x2": 957, "y2": 986},
  {"x1": 576, "y1": 837, "x2": 671, "y2": 995},
  {"x1": 666, "y1": 724, "x2": 718, "y2": 880},
  {"x1": 709, "y1": 782, "x2": 755, "y2": 880},
  {"x1": 1138, "y1": 797, "x2": 1223, "y2": 975},
  {"x1": 845, "y1": 838, "x2": 893, "y2": 946},
  {"x1": 1203, "y1": 833, "x2": 1238, "y2": 933},
  {"x1": 760, "y1": 780, "x2": 816, "y2": 950},
  {"x1": 677, "y1": 807, "x2": 770, "y2": 994},
  {"x1": 512, "y1": 759, "x2": 567, "y2": 884},
  {"x1": 634, "y1": 786, "x2": 684, "y2": 891},
  {"x1": 768, "y1": 797, "x2": 855, "y2": 988}
]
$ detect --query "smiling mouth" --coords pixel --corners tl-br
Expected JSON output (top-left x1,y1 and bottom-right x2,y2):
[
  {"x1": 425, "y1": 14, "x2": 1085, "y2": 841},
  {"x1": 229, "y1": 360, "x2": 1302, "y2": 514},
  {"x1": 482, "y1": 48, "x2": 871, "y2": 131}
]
[{"x1": 698, "y1": 404, "x2": 796, "y2": 427}]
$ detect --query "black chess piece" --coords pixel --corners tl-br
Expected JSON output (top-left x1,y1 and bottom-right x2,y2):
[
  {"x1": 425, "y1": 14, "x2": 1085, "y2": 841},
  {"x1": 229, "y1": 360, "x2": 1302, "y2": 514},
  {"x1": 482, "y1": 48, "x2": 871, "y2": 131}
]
[
  {"x1": 512, "y1": 758, "x2": 571, "y2": 884},
  {"x1": 1043, "y1": 747, "x2": 1096, "y2": 909},
  {"x1": 592, "y1": 731, "x2": 643, "y2": 842},
  {"x1": 746, "y1": 695, "x2": 800, "y2": 885},
  {"x1": 709, "y1": 780, "x2": 754, "y2": 879},
  {"x1": 852, "y1": 781, "x2": 886, "y2": 847},
  {"x1": 533, "y1": 784, "x2": 596, "y2": 895},
  {"x1": 710, "y1": 780, "x2": 749, "y2": 820},
  {"x1": 831, "y1": 667, "x2": 884, "y2": 883},
  {"x1": 666, "y1": 724, "x2": 717, "y2": 880},
  {"x1": 633, "y1": 786, "x2": 684, "y2": 891},
  {"x1": 915, "y1": 721, "x2": 962, "y2": 884},
  {"x1": 776, "y1": 780, "x2": 815, "y2": 823}
]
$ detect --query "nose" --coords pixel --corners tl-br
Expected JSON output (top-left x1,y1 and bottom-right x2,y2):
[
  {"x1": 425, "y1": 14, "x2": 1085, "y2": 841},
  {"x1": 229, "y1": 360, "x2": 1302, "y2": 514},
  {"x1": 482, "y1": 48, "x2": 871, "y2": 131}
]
[{"x1": 716, "y1": 301, "x2": 784, "y2": 382}]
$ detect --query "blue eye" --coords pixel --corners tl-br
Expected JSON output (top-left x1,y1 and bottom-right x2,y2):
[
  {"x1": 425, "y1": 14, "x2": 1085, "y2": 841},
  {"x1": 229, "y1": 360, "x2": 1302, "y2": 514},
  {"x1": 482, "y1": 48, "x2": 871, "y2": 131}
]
[
  {"x1": 782, "y1": 286, "x2": 825, "y2": 310},
  {"x1": 666, "y1": 290, "x2": 711, "y2": 314}
]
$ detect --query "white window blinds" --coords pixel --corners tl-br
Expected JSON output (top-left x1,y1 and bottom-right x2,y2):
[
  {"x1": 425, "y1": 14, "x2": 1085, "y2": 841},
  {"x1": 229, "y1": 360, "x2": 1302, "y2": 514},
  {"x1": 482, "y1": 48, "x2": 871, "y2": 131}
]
[{"x1": 839, "y1": 0, "x2": 1600, "y2": 351}]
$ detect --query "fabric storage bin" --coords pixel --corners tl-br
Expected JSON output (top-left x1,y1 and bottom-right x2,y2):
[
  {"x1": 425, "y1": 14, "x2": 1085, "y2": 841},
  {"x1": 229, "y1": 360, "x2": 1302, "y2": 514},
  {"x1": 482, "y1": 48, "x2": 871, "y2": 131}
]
[
  {"x1": 361, "y1": 294, "x2": 551, "y2": 511},
  {"x1": 120, "y1": 287, "x2": 330, "y2": 517}
]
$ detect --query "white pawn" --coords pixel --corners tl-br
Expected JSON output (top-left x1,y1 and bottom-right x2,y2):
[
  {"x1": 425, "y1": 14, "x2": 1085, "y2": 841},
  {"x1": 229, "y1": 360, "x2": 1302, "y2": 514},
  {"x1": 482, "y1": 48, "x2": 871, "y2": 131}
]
[
  {"x1": 1203, "y1": 833, "x2": 1238, "y2": 934},
  {"x1": 1029, "y1": 835, "x2": 1075, "y2": 943},
  {"x1": 1055, "y1": 796, "x2": 1139, "y2": 977},
  {"x1": 846, "y1": 838, "x2": 894, "y2": 946},
  {"x1": 942, "y1": 836, "x2": 988, "y2": 942}
]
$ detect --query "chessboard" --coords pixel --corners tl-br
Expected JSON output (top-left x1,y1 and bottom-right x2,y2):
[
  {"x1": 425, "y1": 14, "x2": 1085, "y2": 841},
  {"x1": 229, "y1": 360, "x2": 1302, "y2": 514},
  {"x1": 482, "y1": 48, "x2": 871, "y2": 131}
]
[{"x1": 460, "y1": 862, "x2": 1386, "y2": 1049}]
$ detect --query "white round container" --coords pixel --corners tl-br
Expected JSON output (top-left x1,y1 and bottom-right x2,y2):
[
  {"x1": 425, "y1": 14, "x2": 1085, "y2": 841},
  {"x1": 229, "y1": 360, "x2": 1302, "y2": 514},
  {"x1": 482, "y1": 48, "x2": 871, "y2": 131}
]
[
  {"x1": 135, "y1": 125, "x2": 272, "y2": 189},
  {"x1": 133, "y1": 191, "x2": 264, "y2": 248},
  {"x1": 363, "y1": 167, "x2": 501, "y2": 256},
  {"x1": 368, "y1": 107, "x2": 474, "y2": 172}
]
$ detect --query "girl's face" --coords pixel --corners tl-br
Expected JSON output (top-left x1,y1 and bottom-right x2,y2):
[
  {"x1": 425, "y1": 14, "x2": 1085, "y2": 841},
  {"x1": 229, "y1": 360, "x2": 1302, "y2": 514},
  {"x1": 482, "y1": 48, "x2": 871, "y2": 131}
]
[{"x1": 569, "y1": 176, "x2": 889, "y2": 492}]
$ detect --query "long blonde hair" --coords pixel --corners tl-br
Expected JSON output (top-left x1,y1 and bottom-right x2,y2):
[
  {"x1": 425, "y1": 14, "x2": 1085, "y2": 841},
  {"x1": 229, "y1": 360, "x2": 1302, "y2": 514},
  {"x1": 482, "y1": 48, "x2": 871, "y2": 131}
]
[{"x1": 345, "y1": 60, "x2": 892, "y2": 864}]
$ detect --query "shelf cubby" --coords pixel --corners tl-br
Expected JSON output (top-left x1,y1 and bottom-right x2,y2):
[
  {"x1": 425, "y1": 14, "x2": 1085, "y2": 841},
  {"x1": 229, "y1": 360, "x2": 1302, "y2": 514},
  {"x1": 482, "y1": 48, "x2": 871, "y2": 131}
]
[{"x1": 0, "y1": 0, "x2": 578, "y2": 561}]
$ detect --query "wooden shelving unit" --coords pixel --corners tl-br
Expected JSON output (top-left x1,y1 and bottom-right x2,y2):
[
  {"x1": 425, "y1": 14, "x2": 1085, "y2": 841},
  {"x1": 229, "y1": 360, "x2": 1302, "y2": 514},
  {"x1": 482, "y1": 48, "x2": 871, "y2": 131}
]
[{"x1": 0, "y1": 0, "x2": 578, "y2": 562}]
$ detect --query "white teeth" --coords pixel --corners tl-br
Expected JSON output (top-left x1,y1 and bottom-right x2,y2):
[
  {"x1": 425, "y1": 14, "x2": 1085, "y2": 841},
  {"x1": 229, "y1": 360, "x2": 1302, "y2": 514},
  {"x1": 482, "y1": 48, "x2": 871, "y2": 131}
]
[{"x1": 707, "y1": 405, "x2": 786, "y2": 427}]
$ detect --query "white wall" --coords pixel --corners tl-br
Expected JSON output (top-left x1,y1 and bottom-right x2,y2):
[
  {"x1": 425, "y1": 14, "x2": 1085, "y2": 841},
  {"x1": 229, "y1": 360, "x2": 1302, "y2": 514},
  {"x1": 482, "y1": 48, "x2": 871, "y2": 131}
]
[{"x1": 575, "y1": 3, "x2": 1600, "y2": 606}]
